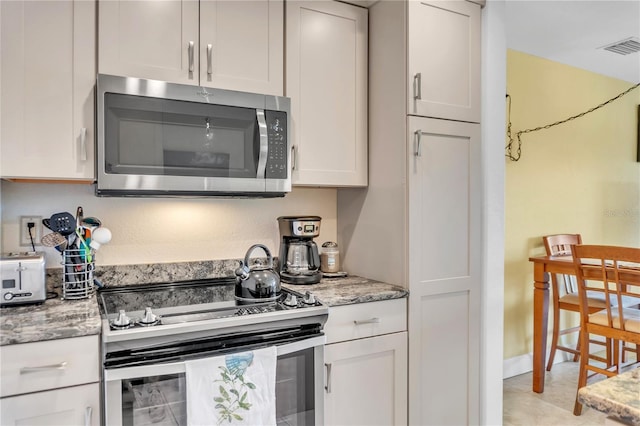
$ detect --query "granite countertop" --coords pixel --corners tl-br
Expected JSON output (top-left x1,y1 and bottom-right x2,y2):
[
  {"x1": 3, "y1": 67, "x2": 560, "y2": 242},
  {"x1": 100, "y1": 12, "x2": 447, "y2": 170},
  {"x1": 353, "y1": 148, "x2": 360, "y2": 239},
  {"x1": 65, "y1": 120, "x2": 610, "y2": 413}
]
[
  {"x1": 282, "y1": 275, "x2": 408, "y2": 307},
  {"x1": 0, "y1": 286, "x2": 101, "y2": 346},
  {"x1": 0, "y1": 259, "x2": 407, "y2": 346},
  {"x1": 578, "y1": 368, "x2": 640, "y2": 426}
]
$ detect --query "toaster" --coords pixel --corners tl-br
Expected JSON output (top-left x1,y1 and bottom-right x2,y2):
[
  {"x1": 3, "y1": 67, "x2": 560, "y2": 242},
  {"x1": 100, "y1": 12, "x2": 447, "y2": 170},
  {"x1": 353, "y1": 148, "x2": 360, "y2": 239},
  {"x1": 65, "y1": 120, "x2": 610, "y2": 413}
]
[{"x1": 0, "y1": 252, "x2": 46, "y2": 306}]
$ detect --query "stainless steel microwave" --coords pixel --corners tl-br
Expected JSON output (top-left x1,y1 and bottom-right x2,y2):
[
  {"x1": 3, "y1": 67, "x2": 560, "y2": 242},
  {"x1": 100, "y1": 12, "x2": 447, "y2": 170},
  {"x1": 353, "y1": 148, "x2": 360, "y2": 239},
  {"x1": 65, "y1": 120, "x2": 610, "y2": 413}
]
[{"x1": 96, "y1": 74, "x2": 291, "y2": 197}]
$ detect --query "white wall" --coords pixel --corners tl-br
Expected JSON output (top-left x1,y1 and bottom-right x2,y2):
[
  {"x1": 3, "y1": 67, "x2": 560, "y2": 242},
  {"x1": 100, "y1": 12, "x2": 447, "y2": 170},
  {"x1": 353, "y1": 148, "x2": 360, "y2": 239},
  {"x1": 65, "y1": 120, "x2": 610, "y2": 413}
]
[
  {"x1": 481, "y1": 1, "x2": 506, "y2": 424},
  {"x1": 1, "y1": 181, "x2": 337, "y2": 268}
]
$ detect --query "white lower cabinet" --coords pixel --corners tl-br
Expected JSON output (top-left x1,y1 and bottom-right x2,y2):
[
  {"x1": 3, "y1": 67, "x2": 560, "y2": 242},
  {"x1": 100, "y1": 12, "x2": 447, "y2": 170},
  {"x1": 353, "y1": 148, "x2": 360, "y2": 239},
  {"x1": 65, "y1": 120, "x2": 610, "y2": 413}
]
[
  {"x1": 323, "y1": 299, "x2": 408, "y2": 425},
  {"x1": 0, "y1": 335, "x2": 100, "y2": 426},
  {"x1": 0, "y1": 383, "x2": 100, "y2": 426}
]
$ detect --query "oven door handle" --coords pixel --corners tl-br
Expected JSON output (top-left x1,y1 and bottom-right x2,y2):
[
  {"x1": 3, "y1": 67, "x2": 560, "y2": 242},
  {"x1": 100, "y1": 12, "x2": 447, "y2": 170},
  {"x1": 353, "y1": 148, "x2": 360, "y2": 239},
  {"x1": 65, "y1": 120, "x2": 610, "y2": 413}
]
[{"x1": 104, "y1": 334, "x2": 326, "y2": 381}]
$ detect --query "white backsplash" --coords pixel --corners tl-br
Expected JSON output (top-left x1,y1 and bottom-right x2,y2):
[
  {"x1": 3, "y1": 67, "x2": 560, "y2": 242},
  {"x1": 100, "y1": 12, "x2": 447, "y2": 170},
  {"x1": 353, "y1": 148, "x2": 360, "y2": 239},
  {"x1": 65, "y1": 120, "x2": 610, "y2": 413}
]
[{"x1": 1, "y1": 181, "x2": 337, "y2": 268}]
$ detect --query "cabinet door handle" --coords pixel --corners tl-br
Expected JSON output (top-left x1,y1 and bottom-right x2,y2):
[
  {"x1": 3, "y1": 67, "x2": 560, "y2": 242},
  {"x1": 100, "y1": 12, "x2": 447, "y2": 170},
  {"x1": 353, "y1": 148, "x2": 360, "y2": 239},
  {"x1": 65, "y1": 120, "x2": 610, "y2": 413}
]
[
  {"x1": 291, "y1": 145, "x2": 297, "y2": 170},
  {"x1": 188, "y1": 41, "x2": 195, "y2": 74},
  {"x1": 413, "y1": 72, "x2": 422, "y2": 100},
  {"x1": 80, "y1": 127, "x2": 87, "y2": 161},
  {"x1": 324, "y1": 362, "x2": 332, "y2": 393},
  {"x1": 354, "y1": 317, "x2": 380, "y2": 325},
  {"x1": 20, "y1": 361, "x2": 67, "y2": 374},
  {"x1": 414, "y1": 130, "x2": 425, "y2": 157},
  {"x1": 207, "y1": 44, "x2": 213, "y2": 76},
  {"x1": 84, "y1": 406, "x2": 92, "y2": 426}
]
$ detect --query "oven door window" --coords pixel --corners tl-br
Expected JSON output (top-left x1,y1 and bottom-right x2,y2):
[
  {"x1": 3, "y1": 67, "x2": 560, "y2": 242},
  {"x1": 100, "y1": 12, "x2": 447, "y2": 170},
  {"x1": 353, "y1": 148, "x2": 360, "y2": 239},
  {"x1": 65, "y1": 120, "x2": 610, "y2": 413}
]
[
  {"x1": 104, "y1": 93, "x2": 259, "y2": 179},
  {"x1": 117, "y1": 348, "x2": 317, "y2": 426},
  {"x1": 122, "y1": 374, "x2": 186, "y2": 426},
  {"x1": 276, "y1": 347, "x2": 316, "y2": 425}
]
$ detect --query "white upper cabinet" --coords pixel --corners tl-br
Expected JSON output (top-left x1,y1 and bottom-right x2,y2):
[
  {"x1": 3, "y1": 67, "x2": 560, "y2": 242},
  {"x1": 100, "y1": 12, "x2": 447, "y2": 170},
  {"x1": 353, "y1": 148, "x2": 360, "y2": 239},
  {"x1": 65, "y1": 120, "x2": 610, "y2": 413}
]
[
  {"x1": 408, "y1": 0, "x2": 480, "y2": 123},
  {"x1": 286, "y1": 1, "x2": 368, "y2": 187},
  {"x1": 99, "y1": 0, "x2": 284, "y2": 95},
  {"x1": 99, "y1": 1, "x2": 199, "y2": 86},
  {"x1": 199, "y1": 1, "x2": 283, "y2": 94},
  {"x1": 0, "y1": 0, "x2": 96, "y2": 180}
]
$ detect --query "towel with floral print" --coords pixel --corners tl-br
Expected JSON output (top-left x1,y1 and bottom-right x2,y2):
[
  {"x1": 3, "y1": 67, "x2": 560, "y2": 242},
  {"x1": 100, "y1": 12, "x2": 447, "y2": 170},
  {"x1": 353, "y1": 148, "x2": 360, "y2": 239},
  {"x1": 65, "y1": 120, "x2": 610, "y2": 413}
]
[{"x1": 186, "y1": 346, "x2": 277, "y2": 426}]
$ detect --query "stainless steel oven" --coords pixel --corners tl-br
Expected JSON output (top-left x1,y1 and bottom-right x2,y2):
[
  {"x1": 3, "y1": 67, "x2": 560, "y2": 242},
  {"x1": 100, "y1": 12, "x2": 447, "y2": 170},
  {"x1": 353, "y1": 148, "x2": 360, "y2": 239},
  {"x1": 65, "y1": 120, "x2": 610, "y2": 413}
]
[
  {"x1": 98, "y1": 279, "x2": 327, "y2": 426},
  {"x1": 96, "y1": 74, "x2": 291, "y2": 197}
]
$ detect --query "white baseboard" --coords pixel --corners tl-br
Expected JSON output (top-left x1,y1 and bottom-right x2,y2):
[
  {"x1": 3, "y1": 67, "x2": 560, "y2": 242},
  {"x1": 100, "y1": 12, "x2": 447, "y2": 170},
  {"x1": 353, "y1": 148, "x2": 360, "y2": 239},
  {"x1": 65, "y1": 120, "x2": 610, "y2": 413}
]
[
  {"x1": 503, "y1": 338, "x2": 608, "y2": 379},
  {"x1": 503, "y1": 351, "x2": 571, "y2": 379}
]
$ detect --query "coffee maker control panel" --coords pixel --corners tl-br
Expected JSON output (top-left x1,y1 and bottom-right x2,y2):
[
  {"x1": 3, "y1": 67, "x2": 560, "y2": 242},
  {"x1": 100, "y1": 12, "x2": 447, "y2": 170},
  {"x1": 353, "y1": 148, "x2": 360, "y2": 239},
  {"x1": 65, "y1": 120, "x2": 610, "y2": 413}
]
[{"x1": 291, "y1": 220, "x2": 320, "y2": 237}]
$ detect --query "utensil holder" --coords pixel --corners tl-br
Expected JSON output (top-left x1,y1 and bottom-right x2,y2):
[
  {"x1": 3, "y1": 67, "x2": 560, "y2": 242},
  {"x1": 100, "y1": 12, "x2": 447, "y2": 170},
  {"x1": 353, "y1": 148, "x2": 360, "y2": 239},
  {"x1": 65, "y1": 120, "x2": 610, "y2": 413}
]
[{"x1": 62, "y1": 248, "x2": 95, "y2": 300}]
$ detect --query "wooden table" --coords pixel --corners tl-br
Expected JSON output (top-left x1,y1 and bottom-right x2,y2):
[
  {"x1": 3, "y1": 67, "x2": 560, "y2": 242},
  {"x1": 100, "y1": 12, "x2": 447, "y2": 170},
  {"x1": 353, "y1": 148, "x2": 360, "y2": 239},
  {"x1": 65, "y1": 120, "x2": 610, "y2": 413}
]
[{"x1": 528, "y1": 254, "x2": 576, "y2": 393}]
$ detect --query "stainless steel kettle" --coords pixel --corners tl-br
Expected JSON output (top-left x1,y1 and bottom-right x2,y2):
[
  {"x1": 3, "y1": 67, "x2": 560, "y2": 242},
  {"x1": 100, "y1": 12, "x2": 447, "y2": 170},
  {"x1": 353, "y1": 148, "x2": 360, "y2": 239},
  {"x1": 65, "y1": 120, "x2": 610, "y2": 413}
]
[{"x1": 235, "y1": 244, "x2": 281, "y2": 303}]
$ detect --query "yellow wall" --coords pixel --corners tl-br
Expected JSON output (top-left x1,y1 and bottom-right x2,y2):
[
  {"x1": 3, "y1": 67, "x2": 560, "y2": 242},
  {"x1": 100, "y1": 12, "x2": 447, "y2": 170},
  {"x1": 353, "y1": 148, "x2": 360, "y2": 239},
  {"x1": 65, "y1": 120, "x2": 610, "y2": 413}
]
[{"x1": 504, "y1": 50, "x2": 640, "y2": 360}]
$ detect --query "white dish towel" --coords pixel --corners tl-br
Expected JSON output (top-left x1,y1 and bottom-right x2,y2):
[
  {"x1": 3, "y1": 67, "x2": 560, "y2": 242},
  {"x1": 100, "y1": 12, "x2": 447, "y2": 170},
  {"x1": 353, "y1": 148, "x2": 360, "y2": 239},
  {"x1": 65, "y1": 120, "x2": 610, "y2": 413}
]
[{"x1": 186, "y1": 346, "x2": 277, "y2": 426}]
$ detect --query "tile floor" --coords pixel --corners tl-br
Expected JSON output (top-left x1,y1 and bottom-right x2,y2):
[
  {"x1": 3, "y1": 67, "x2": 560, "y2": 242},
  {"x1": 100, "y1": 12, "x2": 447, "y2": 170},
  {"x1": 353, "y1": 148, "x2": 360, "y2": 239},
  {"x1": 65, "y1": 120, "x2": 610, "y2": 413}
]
[{"x1": 503, "y1": 360, "x2": 608, "y2": 425}]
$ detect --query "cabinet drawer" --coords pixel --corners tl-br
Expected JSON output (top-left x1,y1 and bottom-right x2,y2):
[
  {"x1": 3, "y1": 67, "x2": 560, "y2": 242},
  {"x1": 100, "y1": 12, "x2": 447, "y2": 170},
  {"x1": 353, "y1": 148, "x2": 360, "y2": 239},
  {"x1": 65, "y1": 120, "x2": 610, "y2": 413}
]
[
  {"x1": 0, "y1": 383, "x2": 100, "y2": 426},
  {"x1": 0, "y1": 335, "x2": 99, "y2": 397},
  {"x1": 324, "y1": 298, "x2": 407, "y2": 344}
]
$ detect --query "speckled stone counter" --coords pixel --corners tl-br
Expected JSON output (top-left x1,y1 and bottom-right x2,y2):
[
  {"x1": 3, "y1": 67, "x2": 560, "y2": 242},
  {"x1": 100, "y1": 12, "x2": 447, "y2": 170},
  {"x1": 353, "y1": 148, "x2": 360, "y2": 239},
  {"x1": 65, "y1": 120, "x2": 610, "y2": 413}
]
[
  {"x1": 282, "y1": 275, "x2": 408, "y2": 307},
  {"x1": 0, "y1": 258, "x2": 406, "y2": 346},
  {"x1": 0, "y1": 285, "x2": 101, "y2": 346},
  {"x1": 578, "y1": 368, "x2": 640, "y2": 426}
]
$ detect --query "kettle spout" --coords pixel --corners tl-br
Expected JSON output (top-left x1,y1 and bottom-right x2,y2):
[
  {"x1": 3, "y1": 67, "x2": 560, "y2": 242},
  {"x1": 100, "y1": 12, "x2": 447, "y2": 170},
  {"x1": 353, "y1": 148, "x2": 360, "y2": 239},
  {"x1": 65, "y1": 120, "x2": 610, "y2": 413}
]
[{"x1": 235, "y1": 261, "x2": 250, "y2": 280}]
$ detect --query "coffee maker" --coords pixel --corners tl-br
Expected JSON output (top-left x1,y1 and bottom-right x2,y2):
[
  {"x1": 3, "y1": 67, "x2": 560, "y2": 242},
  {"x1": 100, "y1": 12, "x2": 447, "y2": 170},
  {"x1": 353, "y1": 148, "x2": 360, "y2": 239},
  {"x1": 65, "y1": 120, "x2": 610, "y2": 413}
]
[{"x1": 277, "y1": 216, "x2": 322, "y2": 284}]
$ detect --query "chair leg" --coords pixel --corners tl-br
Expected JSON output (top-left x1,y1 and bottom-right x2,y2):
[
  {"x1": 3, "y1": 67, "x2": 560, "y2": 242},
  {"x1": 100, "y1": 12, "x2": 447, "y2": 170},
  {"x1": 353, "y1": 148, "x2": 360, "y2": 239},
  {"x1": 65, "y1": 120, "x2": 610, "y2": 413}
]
[
  {"x1": 546, "y1": 305, "x2": 561, "y2": 371},
  {"x1": 573, "y1": 332, "x2": 581, "y2": 362},
  {"x1": 573, "y1": 329, "x2": 590, "y2": 416}
]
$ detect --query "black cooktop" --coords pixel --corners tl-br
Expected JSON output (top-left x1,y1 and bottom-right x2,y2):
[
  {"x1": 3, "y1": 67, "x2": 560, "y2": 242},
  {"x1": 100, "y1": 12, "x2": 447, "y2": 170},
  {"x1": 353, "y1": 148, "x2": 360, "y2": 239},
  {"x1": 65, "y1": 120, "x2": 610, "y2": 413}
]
[{"x1": 97, "y1": 278, "x2": 322, "y2": 331}]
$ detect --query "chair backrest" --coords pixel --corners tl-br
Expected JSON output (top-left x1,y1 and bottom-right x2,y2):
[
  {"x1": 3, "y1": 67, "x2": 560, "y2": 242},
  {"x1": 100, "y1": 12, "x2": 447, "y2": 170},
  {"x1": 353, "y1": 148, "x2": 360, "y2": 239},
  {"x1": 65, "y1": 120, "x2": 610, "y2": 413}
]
[
  {"x1": 572, "y1": 244, "x2": 640, "y2": 336},
  {"x1": 543, "y1": 234, "x2": 583, "y2": 294},
  {"x1": 543, "y1": 234, "x2": 582, "y2": 256}
]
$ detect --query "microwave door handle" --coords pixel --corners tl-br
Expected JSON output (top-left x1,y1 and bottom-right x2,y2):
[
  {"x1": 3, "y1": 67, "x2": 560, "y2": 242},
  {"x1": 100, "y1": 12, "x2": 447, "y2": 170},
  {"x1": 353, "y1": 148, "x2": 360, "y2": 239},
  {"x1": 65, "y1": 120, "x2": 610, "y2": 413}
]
[{"x1": 256, "y1": 109, "x2": 268, "y2": 178}]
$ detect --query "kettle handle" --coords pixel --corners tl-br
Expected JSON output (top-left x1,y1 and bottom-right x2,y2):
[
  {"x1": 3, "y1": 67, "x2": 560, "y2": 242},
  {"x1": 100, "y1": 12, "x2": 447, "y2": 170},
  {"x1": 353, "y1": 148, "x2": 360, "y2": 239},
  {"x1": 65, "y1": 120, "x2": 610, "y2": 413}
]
[{"x1": 244, "y1": 244, "x2": 274, "y2": 270}]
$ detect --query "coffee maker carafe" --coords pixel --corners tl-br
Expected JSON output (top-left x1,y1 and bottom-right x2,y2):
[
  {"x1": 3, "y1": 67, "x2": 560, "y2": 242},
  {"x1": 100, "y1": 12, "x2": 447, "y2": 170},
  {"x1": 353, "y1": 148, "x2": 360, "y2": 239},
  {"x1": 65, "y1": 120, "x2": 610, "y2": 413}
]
[{"x1": 277, "y1": 216, "x2": 322, "y2": 284}]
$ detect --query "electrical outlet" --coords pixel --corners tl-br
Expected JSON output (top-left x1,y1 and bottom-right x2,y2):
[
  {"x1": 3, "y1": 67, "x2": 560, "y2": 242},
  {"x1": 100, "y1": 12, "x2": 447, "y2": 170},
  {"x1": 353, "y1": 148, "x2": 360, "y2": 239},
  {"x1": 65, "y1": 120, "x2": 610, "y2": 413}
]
[{"x1": 20, "y1": 216, "x2": 43, "y2": 247}]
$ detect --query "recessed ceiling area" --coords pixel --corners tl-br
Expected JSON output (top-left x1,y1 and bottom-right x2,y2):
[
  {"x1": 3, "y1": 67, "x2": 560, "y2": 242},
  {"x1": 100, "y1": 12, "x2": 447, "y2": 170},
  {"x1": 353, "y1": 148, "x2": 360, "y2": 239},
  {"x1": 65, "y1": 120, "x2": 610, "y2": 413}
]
[{"x1": 505, "y1": 0, "x2": 640, "y2": 83}]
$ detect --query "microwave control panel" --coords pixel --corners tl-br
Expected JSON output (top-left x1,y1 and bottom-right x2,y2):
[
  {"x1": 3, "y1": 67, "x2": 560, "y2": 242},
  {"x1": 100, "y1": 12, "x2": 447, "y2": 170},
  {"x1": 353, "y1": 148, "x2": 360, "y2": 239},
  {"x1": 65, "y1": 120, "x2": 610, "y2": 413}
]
[{"x1": 265, "y1": 110, "x2": 288, "y2": 179}]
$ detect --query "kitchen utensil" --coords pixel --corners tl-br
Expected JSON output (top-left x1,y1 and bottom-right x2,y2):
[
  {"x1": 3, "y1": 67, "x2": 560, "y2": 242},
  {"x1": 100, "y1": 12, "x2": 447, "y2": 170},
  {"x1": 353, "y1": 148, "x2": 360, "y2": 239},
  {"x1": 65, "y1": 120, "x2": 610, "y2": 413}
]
[
  {"x1": 90, "y1": 227, "x2": 112, "y2": 250},
  {"x1": 47, "y1": 212, "x2": 76, "y2": 236},
  {"x1": 41, "y1": 232, "x2": 67, "y2": 248},
  {"x1": 81, "y1": 217, "x2": 102, "y2": 228},
  {"x1": 234, "y1": 244, "x2": 281, "y2": 303}
]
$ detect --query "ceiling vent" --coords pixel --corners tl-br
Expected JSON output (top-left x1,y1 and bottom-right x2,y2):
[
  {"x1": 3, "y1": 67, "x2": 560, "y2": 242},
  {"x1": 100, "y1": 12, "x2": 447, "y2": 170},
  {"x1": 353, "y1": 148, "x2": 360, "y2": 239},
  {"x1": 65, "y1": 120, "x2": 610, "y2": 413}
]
[{"x1": 601, "y1": 37, "x2": 640, "y2": 55}]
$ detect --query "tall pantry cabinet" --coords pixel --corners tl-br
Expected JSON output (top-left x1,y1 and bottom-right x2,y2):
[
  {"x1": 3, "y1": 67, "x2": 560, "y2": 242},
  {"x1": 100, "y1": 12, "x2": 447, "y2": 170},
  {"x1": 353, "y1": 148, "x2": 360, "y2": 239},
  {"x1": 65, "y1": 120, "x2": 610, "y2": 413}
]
[{"x1": 337, "y1": 1, "x2": 482, "y2": 424}]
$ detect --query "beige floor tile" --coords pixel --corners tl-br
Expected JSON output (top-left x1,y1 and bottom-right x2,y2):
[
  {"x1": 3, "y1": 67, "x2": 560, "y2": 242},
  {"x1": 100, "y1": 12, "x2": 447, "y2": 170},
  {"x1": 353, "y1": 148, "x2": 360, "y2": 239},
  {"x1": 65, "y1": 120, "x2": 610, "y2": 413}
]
[{"x1": 503, "y1": 361, "x2": 608, "y2": 426}]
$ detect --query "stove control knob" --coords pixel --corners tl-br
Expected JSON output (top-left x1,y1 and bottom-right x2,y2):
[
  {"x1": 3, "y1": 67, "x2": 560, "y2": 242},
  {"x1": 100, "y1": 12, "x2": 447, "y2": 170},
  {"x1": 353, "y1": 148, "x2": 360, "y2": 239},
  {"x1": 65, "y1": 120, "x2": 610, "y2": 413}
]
[
  {"x1": 3, "y1": 292, "x2": 14, "y2": 301},
  {"x1": 139, "y1": 307, "x2": 160, "y2": 326},
  {"x1": 303, "y1": 291, "x2": 316, "y2": 305},
  {"x1": 284, "y1": 293, "x2": 298, "y2": 307},
  {"x1": 113, "y1": 309, "x2": 132, "y2": 328}
]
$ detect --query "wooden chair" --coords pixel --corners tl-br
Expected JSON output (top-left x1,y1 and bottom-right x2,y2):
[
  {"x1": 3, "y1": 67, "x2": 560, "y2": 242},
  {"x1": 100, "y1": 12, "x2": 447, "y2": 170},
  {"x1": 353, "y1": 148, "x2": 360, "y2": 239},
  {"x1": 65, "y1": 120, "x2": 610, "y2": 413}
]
[
  {"x1": 543, "y1": 234, "x2": 611, "y2": 370},
  {"x1": 572, "y1": 244, "x2": 640, "y2": 416}
]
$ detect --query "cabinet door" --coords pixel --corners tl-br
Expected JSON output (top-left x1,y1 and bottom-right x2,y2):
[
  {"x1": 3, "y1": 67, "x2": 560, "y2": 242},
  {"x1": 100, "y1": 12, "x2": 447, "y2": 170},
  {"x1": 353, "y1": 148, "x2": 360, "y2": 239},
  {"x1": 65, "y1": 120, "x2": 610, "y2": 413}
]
[
  {"x1": 407, "y1": 116, "x2": 481, "y2": 425},
  {"x1": 200, "y1": 0, "x2": 283, "y2": 95},
  {"x1": 0, "y1": 0, "x2": 95, "y2": 180},
  {"x1": 408, "y1": 0, "x2": 480, "y2": 123},
  {"x1": 0, "y1": 383, "x2": 100, "y2": 426},
  {"x1": 99, "y1": 0, "x2": 199, "y2": 85},
  {"x1": 324, "y1": 332, "x2": 407, "y2": 426},
  {"x1": 286, "y1": 1, "x2": 368, "y2": 186}
]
